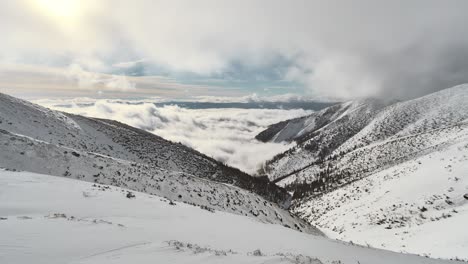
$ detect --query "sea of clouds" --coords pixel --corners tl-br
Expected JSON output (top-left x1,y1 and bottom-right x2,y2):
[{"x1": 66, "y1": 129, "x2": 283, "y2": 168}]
[{"x1": 36, "y1": 98, "x2": 311, "y2": 174}]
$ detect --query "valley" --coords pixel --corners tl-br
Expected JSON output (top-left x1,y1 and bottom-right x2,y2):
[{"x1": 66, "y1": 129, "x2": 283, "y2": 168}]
[{"x1": 1, "y1": 84, "x2": 468, "y2": 262}]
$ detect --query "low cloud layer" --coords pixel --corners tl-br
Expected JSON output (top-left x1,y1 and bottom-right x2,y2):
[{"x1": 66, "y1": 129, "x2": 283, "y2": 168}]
[
  {"x1": 3, "y1": 1, "x2": 468, "y2": 99},
  {"x1": 37, "y1": 99, "x2": 311, "y2": 174}
]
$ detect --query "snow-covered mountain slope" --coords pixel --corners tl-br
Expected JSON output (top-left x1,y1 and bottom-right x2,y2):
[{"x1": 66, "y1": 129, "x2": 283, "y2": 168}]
[
  {"x1": 336, "y1": 84, "x2": 468, "y2": 153},
  {"x1": 255, "y1": 84, "x2": 468, "y2": 259},
  {"x1": 256, "y1": 98, "x2": 386, "y2": 144},
  {"x1": 0, "y1": 92, "x2": 316, "y2": 233},
  {"x1": 259, "y1": 85, "x2": 468, "y2": 184},
  {"x1": 277, "y1": 121, "x2": 468, "y2": 189},
  {"x1": 260, "y1": 84, "x2": 468, "y2": 187},
  {"x1": 0, "y1": 92, "x2": 288, "y2": 205},
  {"x1": 256, "y1": 98, "x2": 389, "y2": 180},
  {"x1": 0, "y1": 170, "x2": 462, "y2": 264},
  {"x1": 293, "y1": 140, "x2": 468, "y2": 260}
]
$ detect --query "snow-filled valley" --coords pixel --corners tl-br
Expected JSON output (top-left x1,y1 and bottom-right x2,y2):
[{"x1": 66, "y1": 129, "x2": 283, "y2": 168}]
[{"x1": 0, "y1": 170, "x2": 462, "y2": 264}]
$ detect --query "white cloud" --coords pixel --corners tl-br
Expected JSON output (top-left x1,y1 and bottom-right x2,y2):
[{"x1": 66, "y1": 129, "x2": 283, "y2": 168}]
[
  {"x1": 173, "y1": 93, "x2": 328, "y2": 103},
  {"x1": 66, "y1": 64, "x2": 135, "y2": 92},
  {"x1": 36, "y1": 98, "x2": 312, "y2": 174},
  {"x1": 0, "y1": 64, "x2": 243, "y2": 98}
]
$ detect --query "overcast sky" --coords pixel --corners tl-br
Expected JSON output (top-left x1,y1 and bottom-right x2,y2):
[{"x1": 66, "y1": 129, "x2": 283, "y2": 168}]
[{"x1": 2, "y1": 0, "x2": 468, "y2": 100}]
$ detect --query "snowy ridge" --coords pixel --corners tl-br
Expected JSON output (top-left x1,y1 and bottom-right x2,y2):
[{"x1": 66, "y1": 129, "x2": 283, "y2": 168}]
[
  {"x1": 1, "y1": 92, "x2": 82, "y2": 131},
  {"x1": 256, "y1": 98, "x2": 385, "y2": 144},
  {"x1": 338, "y1": 84, "x2": 468, "y2": 152},
  {"x1": 257, "y1": 98, "x2": 388, "y2": 180}
]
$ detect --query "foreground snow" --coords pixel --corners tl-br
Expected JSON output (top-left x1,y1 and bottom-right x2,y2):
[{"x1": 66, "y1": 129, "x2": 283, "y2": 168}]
[{"x1": 0, "y1": 170, "x2": 460, "y2": 264}]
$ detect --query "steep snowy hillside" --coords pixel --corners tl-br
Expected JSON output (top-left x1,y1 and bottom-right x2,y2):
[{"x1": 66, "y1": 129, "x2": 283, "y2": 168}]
[
  {"x1": 0, "y1": 92, "x2": 314, "y2": 233},
  {"x1": 0, "y1": 170, "x2": 462, "y2": 264},
  {"x1": 256, "y1": 99, "x2": 383, "y2": 143},
  {"x1": 258, "y1": 85, "x2": 468, "y2": 188},
  {"x1": 336, "y1": 84, "x2": 468, "y2": 153},
  {"x1": 257, "y1": 98, "x2": 388, "y2": 180},
  {"x1": 0, "y1": 93, "x2": 288, "y2": 204},
  {"x1": 256, "y1": 84, "x2": 468, "y2": 259},
  {"x1": 293, "y1": 140, "x2": 468, "y2": 260}
]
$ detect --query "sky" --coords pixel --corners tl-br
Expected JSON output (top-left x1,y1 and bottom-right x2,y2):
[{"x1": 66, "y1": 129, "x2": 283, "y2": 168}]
[{"x1": 2, "y1": 0, "x2": 468, "y2": 100}]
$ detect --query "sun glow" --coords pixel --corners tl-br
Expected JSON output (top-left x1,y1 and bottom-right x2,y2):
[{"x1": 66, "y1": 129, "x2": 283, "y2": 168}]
[{"x1": 32, "y1": 0, "x2": 82, "y2": 24}]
